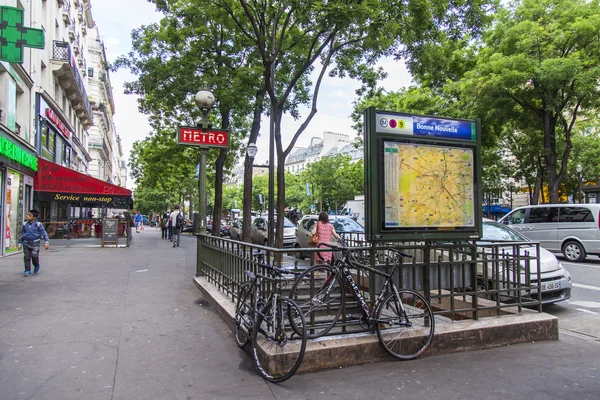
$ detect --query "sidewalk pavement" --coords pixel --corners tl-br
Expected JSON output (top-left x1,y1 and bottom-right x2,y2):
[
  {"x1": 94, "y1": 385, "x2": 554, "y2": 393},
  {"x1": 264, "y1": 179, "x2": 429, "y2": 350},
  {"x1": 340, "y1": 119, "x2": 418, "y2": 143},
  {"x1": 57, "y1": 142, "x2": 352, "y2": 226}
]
[{"x1": 1, "y1": 229, "x2": 599, "y2": 400}]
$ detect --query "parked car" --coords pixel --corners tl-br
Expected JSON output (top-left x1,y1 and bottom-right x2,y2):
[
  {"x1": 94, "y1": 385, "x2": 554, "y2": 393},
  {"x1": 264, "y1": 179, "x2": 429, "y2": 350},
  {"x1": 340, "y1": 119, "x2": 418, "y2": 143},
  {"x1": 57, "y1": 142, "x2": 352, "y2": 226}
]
[
  {"x1": 250, "y1": 215, "x2": 296, "y2": 247},
  {"x1": 229, "y1": 217, "x2": 255, "y2": 240},
  {"x1": 475, "y1": 219, "x2": 572, "y2": 304},
  {"x1": 499, "y1": 203, "x2": 600, "y2": 262},
  {"x1": 294, "y1": 215, "x2": 365, "y2": 259},
  {"x1": 206, "y1": 221, "x2": 230, "y2": 236}
]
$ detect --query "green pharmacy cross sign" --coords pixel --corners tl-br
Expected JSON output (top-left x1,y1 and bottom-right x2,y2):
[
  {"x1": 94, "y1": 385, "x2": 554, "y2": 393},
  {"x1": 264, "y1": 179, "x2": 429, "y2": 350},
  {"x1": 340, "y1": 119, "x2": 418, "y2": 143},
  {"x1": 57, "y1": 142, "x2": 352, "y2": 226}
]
[{"x1": 0, "y1": 6, "x2": 44, "y2": 63}]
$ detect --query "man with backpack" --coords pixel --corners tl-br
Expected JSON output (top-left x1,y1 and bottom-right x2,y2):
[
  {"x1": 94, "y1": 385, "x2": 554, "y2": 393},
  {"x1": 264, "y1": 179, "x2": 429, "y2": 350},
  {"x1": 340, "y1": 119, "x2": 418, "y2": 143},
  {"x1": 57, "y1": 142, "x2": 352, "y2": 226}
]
[{"x1": 169, "y1": 205, "x2": 183, "y2": 248}]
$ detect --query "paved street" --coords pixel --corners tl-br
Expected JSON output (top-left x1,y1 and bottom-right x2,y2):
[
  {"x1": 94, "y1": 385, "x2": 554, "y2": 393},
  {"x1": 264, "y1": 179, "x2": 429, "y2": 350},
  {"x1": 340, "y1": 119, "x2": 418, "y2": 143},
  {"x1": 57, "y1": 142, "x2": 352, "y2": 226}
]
[{"x1": 1, "y1": 229, "x2": 599, "y2": 400}]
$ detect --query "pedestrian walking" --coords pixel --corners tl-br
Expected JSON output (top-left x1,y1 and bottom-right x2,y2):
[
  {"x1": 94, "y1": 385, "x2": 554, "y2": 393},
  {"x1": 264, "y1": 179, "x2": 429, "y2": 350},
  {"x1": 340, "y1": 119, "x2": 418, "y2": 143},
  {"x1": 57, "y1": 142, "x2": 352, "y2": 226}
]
[
  {"x1": 170, "y1": 205, "x2": 183, "y2": 248},
  {"x1": 17, "y1": 209, "x2": 50, "y2": 277},
  {"x1": 311, "y1": 211, "x2": 340, "y2": 264},
  {"x1": 161, "y1": 210, "x2": 170, "y2": 239},
  {"x1": 134, "y1": 211, "x2": 142, "y2": 233},
  {"x1": 167, "y1": 209, "x2": 173, "y2": 240}
]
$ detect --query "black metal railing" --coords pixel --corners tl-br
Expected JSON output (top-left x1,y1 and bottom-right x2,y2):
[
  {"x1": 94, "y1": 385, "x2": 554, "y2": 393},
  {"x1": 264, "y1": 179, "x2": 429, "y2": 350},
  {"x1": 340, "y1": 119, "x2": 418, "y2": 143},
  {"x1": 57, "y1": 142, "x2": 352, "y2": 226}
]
[
  {"x1": 197, "y1": 234, "x2": 545, "y2": 334},
  {"x1": 51, "y1": 41, "x2": 93, "y2": 123}
]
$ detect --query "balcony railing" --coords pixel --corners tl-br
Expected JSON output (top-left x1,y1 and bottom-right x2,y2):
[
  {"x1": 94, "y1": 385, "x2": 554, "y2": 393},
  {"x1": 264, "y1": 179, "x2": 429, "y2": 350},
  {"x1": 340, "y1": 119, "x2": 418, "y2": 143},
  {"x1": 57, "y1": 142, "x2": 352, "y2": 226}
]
[{"x1": 52, "y1": 41, "x2": 93, "y2": 126}]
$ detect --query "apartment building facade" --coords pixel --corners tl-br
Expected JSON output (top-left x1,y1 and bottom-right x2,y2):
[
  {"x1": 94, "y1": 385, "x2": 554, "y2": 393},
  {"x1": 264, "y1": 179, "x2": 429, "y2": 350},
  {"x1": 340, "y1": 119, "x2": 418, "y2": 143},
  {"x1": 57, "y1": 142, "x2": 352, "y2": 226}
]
[{"x1": 0, "y1": 0, "x2": 130, "y2": 254}]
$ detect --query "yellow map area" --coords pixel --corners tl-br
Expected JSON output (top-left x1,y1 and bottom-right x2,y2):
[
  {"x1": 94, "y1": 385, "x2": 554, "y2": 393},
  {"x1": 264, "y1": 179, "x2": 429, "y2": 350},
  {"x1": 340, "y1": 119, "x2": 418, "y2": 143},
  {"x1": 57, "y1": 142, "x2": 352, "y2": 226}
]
[{"x1": 385, "y1": 143, "x2": 475, "y2": 227}]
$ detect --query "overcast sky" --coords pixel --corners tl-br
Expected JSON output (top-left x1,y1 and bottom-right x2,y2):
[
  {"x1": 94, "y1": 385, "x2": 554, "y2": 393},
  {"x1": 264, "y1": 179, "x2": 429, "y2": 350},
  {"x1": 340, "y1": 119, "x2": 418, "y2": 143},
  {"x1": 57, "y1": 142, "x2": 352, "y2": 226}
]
[{"x1": 91, "y1": 0, "x2": 413, "y2": 188}]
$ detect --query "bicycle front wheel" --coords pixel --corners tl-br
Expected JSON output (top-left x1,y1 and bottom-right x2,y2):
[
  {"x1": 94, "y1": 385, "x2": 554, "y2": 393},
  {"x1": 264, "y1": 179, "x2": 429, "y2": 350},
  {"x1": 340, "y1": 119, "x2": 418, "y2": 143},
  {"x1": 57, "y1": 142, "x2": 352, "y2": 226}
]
[
  {"x1": 375, "y1": 290, "x2": 434, "y2": 360},
  {"x1": 234, "y1": 283, "x2": 253, "y2": 348},
  {"x1": 288, "y1": 264, "x2": 345, "y2": 338},
  {"x1": 252, "y1": 297, "x2": 307, "y2": 383}
]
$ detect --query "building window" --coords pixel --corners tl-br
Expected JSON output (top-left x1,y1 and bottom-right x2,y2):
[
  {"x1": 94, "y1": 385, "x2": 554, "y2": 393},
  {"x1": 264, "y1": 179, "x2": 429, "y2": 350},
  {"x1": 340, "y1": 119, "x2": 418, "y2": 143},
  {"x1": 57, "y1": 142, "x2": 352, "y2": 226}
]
[
  {"x1": 41, "y1": 124, "x2": 54, "y2": 161},
  {"x1": 87, "y1": 67, "x2": 94, "y2": 77}
]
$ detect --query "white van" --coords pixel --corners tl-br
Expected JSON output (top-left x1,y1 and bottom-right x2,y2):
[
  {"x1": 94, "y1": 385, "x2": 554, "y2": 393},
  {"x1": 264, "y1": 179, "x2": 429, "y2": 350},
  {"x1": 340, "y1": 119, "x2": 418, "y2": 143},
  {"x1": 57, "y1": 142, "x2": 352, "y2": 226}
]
[{"x1": 499, "y1": 204, "x2": 600, "y2": 262}]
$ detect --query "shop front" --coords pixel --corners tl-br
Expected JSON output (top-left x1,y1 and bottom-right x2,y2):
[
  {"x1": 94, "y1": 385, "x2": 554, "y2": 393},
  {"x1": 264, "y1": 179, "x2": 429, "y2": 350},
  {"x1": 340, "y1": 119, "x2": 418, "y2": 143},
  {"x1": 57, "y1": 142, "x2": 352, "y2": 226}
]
[
  {"x1": 0, "y1": 129, "x2": 38, "y2": 255},
  {"x1": 34, "y1": 158, "x2": 132, "y2": 245}
]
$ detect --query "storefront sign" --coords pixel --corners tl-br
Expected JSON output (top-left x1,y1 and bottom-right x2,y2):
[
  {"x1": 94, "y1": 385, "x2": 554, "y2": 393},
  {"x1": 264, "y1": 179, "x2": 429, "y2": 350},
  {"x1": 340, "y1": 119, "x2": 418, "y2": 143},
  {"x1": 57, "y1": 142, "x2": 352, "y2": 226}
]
[
  {"x1": 177, "y1": 126, "x2": 230, "y2": 148},
  {"x1": 0, "y1": 6, "x2": 45, "y2": 63},
  {"x1": 35, "y1": 158, "x2": 131, "y2": 196},
  {"x1": 0, "y1": 134, "x2": 37, "y2": 171},
  {"x1": 34, "y1": 191, "x2": 132, "y2": 207},
  {"x1": 34, "y1": 158, "x2": 132, "y2": 207},
  {"x1": 45, "y1": 108, "x2": 71, "y2": 139}
]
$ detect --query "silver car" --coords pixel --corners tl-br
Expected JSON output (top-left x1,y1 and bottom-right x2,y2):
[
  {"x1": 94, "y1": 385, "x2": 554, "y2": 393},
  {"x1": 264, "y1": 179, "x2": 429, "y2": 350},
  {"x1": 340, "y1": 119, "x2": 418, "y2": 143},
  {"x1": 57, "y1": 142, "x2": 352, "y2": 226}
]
[
  {"x1": 294, "y1": 215, "x2": 365, "y2": 259},
  {"x1": 477, "y1": 219, "x2": 572, "y2": 304},
  {"x1": 499, "y1": 204, "x2": 600, "y2": 262},
  {"x1": 250, "y1": 215, "x2": 296, "y2": 247}
]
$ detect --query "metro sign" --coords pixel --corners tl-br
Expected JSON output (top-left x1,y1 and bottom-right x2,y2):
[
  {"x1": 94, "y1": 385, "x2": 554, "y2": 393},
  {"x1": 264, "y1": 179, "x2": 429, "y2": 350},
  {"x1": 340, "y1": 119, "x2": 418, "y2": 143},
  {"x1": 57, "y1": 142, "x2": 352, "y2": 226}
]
[{"x1": 177, "y1": 126, "x2": 230, "y2": 149}]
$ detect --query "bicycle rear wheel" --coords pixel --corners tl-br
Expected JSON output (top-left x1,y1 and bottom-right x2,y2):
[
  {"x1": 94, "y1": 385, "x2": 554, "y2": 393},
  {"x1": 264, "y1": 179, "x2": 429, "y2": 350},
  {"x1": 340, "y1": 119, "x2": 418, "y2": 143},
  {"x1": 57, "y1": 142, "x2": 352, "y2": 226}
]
[
  {"x1": 288, "y1": 264, "x2": 345, "y2": 338},
  {"x1": 234, "y1": 283, "x2": 253, "y2": 348},
  {"x1": 375, "y1": 290, "x2": 434, "y2": 360},
  {"x1": 252, "y1": 297, "x2": 307, "y2": 383}
]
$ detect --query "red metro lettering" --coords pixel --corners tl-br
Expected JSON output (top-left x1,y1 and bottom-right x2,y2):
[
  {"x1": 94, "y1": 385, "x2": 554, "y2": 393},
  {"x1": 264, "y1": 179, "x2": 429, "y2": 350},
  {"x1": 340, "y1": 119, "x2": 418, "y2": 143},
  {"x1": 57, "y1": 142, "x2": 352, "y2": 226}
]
[{"x1": 178, "y1": 127, "x2": 229, "y2": 148}]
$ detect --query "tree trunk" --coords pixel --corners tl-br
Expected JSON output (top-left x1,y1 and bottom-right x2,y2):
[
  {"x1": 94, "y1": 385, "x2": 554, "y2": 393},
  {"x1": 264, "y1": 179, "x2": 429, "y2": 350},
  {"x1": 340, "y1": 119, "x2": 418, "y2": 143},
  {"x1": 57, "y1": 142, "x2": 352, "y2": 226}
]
[
  {"x1": 542, "y1": 111, "x2": 560, "y2": 203},
  {"x1": 211, "y1": 109, "x2": 231, "y2": 236},
  {"x1": 211, "y1": 148, "x2": 227, "y2": 236},
  {"x1": 242, "y1": 91, "x2": 265, "y2": 242}
]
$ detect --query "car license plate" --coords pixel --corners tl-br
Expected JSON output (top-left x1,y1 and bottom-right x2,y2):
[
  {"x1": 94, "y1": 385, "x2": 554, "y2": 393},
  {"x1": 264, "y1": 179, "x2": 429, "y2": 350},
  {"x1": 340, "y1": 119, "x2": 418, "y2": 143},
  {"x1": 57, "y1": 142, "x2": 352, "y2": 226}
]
[{"x1": 541, "y1": 281, "x2": 561, "y2": 291}]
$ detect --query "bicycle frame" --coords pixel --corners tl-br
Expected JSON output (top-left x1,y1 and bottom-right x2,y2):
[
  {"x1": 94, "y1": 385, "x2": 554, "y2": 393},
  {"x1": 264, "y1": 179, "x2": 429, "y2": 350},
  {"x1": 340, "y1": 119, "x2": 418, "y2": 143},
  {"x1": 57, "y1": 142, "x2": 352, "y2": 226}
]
[
  {"x1": 250, "y1": 271, "x2": 291, "y2": 341},
  {"x1": 332, "y1": 252, "x2": 405, "y2": 327}
]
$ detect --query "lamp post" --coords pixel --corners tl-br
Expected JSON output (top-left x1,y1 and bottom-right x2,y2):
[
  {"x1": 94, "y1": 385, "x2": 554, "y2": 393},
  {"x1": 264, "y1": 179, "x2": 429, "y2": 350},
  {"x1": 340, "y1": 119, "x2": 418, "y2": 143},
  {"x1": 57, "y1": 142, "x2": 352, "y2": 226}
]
[
  {"x1": 576, "y1": 164, "x2": 583, "y2": 204},
  {"x1": 194, "y1": 84, "x2": 216, "y2": 234},
  {"x1": 246, "y1": 142, "x2": 273, "y2": 245}
]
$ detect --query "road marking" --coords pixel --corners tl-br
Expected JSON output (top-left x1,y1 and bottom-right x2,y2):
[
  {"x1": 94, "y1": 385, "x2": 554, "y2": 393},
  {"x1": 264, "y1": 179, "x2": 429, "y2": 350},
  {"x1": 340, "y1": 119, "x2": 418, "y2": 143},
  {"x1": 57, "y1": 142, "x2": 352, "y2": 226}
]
[
  {"x1": 135, "y1": 269, "x2": 149, "y2": 273},
  {"x1": 561, "y1": 262, "x2": 600, "y2": 270},
  {"x1": 571, "y1": 300, "x2": 600, "y2": 309},
  {"x1": 572, "y1": 283, "x2": 600, "y2": 292},
  {"x1": 575, "y1": 308, "x2": 599, "y2": 315}
]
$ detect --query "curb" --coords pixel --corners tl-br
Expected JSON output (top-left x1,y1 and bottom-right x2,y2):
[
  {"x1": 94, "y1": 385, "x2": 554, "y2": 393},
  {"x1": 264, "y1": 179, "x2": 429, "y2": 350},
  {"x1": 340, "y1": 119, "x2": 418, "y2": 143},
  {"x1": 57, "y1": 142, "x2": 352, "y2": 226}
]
[{"x1": 193, "y1": 276, "x2": 558, "y2": 372}]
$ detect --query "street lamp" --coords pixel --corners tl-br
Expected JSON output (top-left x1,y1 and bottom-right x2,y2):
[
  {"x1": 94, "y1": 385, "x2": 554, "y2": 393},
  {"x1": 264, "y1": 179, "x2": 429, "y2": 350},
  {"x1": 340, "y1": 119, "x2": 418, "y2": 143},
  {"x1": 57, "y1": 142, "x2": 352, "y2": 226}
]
[
  {"x1": 246, "y1": 142, "x2": 258, "y2": 159},
  {"x1": 245, "y1": 142, "x2": 274, "y2": 245},
  {"x1": 576, "y1": 164, "x2": 583, "y2": 204},
  {"x1": 194, "y1": 84, "x2": 215, "y2": 234}
]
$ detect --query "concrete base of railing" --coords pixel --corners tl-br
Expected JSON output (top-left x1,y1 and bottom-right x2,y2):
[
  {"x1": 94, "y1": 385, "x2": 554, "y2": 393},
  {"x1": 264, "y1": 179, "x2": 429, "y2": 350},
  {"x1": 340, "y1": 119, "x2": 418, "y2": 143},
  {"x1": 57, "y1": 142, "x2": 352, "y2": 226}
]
[{"x1": 193, "y1": 276, "x2": 558, "y2": 373}]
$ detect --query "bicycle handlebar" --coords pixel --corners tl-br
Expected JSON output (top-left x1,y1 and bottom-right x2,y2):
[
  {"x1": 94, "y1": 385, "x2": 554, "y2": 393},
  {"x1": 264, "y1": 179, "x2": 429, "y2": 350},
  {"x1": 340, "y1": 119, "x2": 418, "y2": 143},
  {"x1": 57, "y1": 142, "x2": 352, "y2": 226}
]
[{"x1": 314, "y1": 239, "x2": 414, "y2": 260}]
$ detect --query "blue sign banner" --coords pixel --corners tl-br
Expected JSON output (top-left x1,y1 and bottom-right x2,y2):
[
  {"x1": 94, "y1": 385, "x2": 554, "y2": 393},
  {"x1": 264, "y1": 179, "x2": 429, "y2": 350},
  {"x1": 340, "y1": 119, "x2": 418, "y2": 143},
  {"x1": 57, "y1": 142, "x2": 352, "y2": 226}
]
[
  {"x1": 258, "y1": 194, "x2": 263, "y2": 204},
  {"x1": 413, "y1": 117, "x2": 474, "y2": 140},
  {"x1": 306, "y1": 182, "x2": 311, "y2": 196},
  {"x1": 375, "y1": 112, "x2": 476, "y2": 141}
]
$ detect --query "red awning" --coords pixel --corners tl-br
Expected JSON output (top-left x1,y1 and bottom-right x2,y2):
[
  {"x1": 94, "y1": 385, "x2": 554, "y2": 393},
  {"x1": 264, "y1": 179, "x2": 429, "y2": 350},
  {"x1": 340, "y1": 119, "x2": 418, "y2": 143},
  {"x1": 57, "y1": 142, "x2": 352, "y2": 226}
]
[{"x1": 34, "y1": 158, "x2": 132, "y2": 208}]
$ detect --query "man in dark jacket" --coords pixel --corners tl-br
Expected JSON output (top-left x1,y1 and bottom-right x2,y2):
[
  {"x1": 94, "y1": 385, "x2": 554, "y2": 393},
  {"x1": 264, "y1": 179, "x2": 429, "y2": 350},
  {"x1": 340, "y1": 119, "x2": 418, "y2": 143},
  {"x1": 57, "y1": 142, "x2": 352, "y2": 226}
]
[{"x1": 17, "y1": 209, "x2": 50, "y2": 277}]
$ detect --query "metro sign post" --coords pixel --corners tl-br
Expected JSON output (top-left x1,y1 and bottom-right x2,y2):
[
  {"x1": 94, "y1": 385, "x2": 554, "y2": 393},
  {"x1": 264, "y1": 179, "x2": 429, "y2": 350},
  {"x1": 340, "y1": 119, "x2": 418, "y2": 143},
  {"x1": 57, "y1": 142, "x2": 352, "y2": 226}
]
[
  {"x1": 177, "y1": 126, "x2": 230, "y2": 149},
  {"x1": 177, "y1": 117, "x2": 229, "y2": 236}
]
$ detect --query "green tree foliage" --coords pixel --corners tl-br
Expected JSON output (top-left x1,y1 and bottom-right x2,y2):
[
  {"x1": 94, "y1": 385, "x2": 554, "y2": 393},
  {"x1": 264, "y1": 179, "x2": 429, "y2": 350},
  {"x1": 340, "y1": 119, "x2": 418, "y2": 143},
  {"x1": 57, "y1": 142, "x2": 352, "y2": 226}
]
[
  {"x1": 129, "y1": 127, "x2": 206, "y2": 214},
  {"x1": 463, "y1": 0, "x2": 600, "y2": 203},
  {"x1": 132, "y1": 186, "x2": 171, "y2": 215},
  {"x1": 114, "y1": 0, "x2": 265, "y2": 235},
  {"x1": 214, "y1": 0, "x2": 492, "y2": 246},
  {"x1": 304, "y1": 154, "x2": 361, "y2": 212}
]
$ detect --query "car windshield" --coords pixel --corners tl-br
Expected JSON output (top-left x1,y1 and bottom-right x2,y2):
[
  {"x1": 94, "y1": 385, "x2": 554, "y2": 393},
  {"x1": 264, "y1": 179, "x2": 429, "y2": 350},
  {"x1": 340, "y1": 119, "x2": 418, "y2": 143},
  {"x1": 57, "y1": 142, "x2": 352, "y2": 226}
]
[
  {"x1": 482, "y1": 221, "x2": 528, "y2": 242},
  {"x1": 332, "y1": 217, "x2": 364, "y2": 233}
]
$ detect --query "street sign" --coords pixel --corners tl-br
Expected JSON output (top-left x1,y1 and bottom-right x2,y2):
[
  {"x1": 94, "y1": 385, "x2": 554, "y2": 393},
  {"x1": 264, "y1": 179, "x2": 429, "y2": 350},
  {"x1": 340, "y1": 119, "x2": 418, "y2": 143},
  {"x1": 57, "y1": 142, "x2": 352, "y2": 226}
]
[
  {"x1": 364, "y1": 107, "x2": 482, "y2": 242},
  {"x1": 177, "y1": 126, "x2": 230, "y2": 149},
  {"x1": 0, "y1": 6, "x2": 45, "y2": 63}
]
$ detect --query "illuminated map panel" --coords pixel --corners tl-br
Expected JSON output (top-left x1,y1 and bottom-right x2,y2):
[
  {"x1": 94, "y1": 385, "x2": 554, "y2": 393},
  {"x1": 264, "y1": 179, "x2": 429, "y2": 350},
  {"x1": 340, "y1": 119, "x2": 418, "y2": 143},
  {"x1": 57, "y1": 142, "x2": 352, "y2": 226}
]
[{"x1": 383, "y1": 141, "x2": 475, "y2": 228}]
